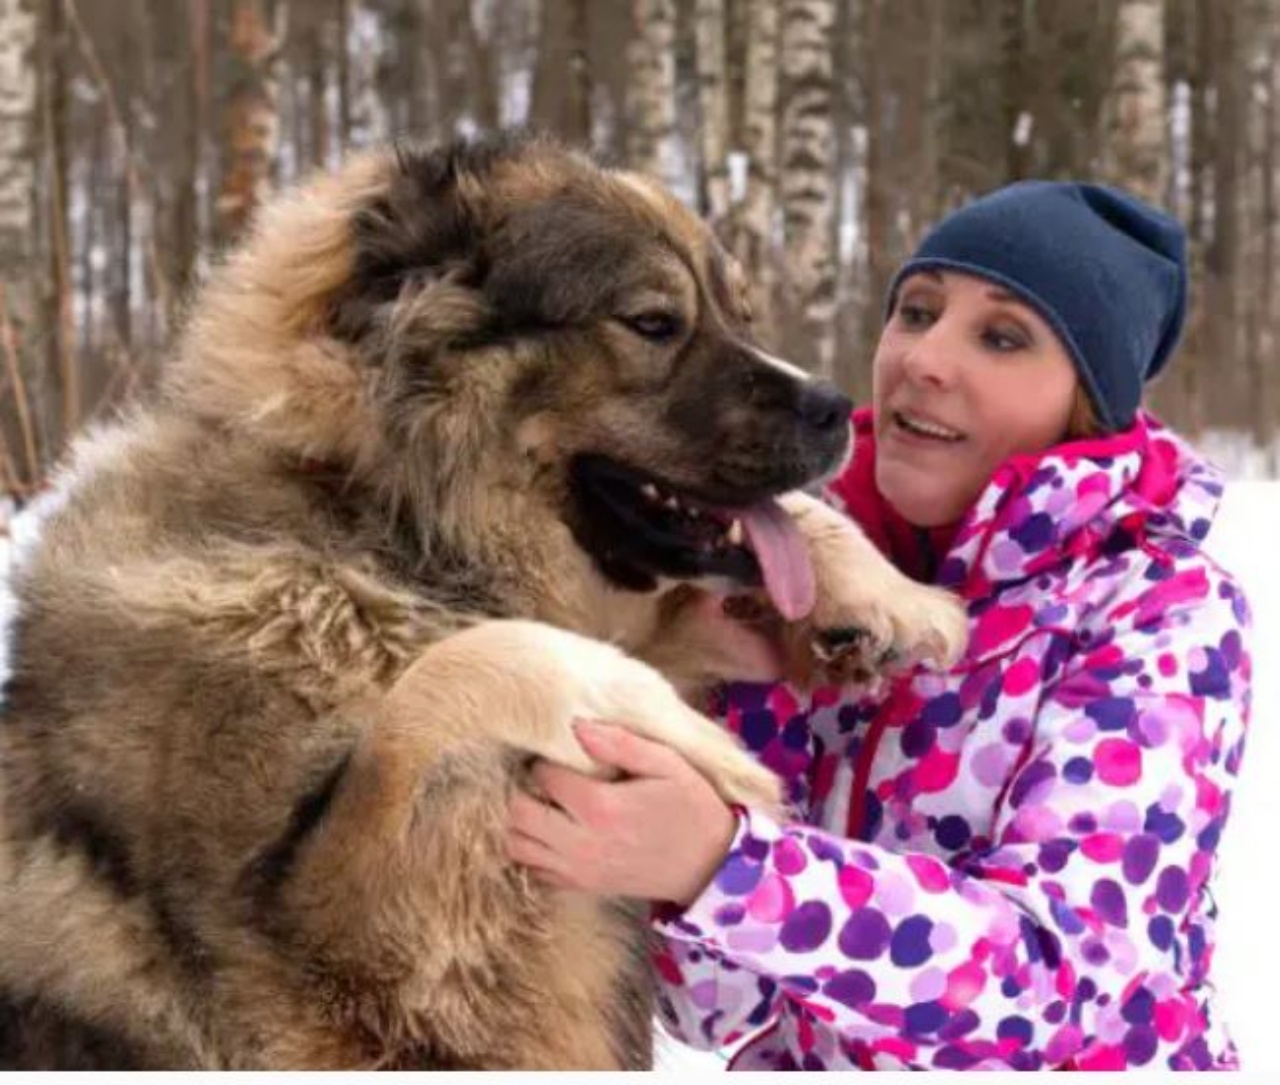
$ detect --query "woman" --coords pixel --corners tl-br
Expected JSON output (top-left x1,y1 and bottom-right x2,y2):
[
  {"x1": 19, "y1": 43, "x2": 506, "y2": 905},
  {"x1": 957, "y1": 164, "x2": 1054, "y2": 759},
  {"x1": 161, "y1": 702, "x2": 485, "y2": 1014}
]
[{"x1": 507, "y1": 181, "x2": 1251, "y2": 1070}]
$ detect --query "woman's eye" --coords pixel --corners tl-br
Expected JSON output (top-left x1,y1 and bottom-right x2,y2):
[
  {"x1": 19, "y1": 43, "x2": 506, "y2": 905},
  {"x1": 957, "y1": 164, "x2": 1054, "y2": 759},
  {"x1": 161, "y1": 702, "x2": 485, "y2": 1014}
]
[
  {"x1": 898, "y1": 303, "x2": 936, "y2": 329},
  {"x1": 984, "y1": 326, "x2": 1029, "y2": 352},
  {"x1": 622, "y1": 311, "x2": 682, "y2": 343}
]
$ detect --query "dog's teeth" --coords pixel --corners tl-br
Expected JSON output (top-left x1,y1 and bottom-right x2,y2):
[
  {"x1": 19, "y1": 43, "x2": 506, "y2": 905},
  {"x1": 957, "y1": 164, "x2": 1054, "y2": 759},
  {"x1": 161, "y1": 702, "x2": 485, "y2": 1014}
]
[
  {"x1": 727, "y1": 520, "x2": 744, "y2": 545},
  {"x1": 641, "y1": 483, "x2": 660, "y2": 502}
]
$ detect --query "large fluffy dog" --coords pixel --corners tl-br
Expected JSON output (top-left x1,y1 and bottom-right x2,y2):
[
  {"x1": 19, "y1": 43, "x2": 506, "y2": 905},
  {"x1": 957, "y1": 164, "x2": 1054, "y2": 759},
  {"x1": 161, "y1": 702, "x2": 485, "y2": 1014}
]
[{"x1": 0, "y1": 134, "x2": 964, "y2": 1068}]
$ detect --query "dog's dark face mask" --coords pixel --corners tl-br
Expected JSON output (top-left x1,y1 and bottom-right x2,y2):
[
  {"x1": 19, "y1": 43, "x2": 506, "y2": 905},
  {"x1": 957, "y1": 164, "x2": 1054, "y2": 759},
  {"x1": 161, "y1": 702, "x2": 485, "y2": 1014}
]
[{"x1": 328, "y1": 135, "x2": 853, "y2": 612}]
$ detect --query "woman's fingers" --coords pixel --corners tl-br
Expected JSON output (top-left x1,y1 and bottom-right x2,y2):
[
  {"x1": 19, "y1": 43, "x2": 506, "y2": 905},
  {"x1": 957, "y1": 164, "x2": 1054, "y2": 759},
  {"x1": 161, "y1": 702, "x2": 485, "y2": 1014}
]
[
  {"x1": 530, "y1": 760, "x2": 611, "y2": 821},
  {"x1": 509, "y1": 788, "x2": 574, "y2": 842},
  {"x1": 506, "y1": 826, "x2": 566, "y2": 872},
  {"x1": 571, "y1": 721, "x2": 683, "y2": 779}
]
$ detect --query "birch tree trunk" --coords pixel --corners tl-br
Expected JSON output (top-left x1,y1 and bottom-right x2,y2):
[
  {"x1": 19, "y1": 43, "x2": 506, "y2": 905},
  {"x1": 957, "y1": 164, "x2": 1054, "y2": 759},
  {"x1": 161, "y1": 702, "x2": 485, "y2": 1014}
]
[
  {"x1": 626, "y1": 0, "x2": 679, "y2": 186},
  {"x1": 1105, "y1": 0, "x2": 1167, "y2": 205},
  {"x1": 0, "y1": 0, "x2": 43, "y2": 490},
  {"x1": 901, "y1": 0, "x2": 942, "y2": 241},
  {"x1": 1179, "y1": 0, "x2": 1211, "y2": 433},
  {"x1": 307, "y1": 15, "x2": 331, "y2": 171},
  {"x1": 430, "y1": 0, "x2": 465, "y2": 140},
  {"x1": 779, "y1": 0, "x2": 837, "y2": 377},
  {"x1": 111, "y1": 15, "x2": 134, "y2": 353},
  {"x1": 336, "y1": 0, "x2": 352, "y2": 144},
  {"x1": 460, "y1": 1, "x2": 500, "y2": 133},
  {"x1": 165, "y1": 0, "x2": 208, "y2": 315},
  {"x1": 564, "y1": 0, "x2": 592, "y2": 144},
  {"x1": 530, "y1": 0, "x2": 592, "y2": 144},
  {"x1": 42, "y1": 0, "x2": 75, "y2": 448},
  {"x1": 1001, "y1": 0, "x2": 1030, "y2": 181},
  {"x1": 1264, "y1": 3, "x2": 1279, "y2": 468},
  {"x1": 1205, "y1": 0, "x2": 1241, "y2": 424},
  {"x1": 1244, "y1": 0, "x2": 1276, "y2": 454},
  {"x1": 831, "y1": 0, "x2": 862, "y2": 398},
  {"x1": 863, "y1": 0, "x2": 889, "y2": 352},
  {"x1": 694, "y1": 0, "x2": 730, "y2": 225},
  {"x1": 734, "y1": 0, "x2": 779, "y2": 329},
  {"x1": 79, "y1": 105, "x2": 104, "y2": 362},
  {"x1": 215, "y1": 0, "x2": 281, "y2": 246},
  {"x1": 1265, "y1": 5, "x2": 1279, "y2": 467}
]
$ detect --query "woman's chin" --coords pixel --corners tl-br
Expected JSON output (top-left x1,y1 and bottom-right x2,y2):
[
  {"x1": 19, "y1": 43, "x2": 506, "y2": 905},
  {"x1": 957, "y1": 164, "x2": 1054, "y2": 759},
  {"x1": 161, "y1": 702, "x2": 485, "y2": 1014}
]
[{"x1": 876, "y1": 461, "x2": 971, "y2": 528}]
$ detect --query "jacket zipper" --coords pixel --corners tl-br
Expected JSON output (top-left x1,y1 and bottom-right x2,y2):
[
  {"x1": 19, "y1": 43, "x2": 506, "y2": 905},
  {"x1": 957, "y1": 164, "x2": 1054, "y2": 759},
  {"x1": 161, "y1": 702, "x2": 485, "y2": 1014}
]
[{"x1": 844, "y1": 694, "x2": 896, "y2": 840}]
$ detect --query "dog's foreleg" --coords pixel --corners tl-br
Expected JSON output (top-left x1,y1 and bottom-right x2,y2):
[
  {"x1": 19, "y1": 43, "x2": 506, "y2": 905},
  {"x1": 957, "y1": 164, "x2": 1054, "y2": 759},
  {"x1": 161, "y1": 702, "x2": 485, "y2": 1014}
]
[
  {"x1": 265, "y1": 618, "x2": 776, "y2": 1068},
  {"x1": 776, "y1": 491, "x2": 969, "y2": 685},
  {"x1": 377, "y1": 619, "x2": 780, "y2": 811}
]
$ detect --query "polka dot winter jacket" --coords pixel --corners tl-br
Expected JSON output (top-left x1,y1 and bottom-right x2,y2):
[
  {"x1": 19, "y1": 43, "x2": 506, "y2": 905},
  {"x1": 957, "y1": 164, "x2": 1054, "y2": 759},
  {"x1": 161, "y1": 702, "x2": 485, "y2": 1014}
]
[{"x1": 653, "y1": 410, "x2": 1251, "y2": 1071}]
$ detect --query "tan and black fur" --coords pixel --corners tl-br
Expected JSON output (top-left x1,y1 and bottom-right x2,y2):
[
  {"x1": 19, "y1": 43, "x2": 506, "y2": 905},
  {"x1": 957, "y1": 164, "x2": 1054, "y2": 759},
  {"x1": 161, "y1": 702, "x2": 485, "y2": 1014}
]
[{"x1": 0, "y1": 133, "x2": 965, "y2": 1069}]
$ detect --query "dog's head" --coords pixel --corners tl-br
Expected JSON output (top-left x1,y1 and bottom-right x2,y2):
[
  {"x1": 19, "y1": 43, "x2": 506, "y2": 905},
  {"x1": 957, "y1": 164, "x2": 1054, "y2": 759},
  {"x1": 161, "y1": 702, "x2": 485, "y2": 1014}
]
[{"x1": 174, "y1": 133, "x2": 851, "y2": 617}]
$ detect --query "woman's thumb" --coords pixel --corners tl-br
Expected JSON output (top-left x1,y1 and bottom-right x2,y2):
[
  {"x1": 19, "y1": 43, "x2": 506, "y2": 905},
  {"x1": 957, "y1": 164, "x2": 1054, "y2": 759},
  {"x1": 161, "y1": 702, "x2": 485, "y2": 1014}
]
[{"x1": 572, "y1": 719, "x2": 676, "y2": 778}]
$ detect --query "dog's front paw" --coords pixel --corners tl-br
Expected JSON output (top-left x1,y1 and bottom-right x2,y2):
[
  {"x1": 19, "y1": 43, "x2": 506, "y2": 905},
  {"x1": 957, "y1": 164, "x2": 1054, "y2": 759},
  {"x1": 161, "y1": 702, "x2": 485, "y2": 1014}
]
[
  {"x1": 700, "y1": 742, "x2": 783, "y2": 815},
  {"x1": 811, "y1": 580, "x2": 968, "y2": 684}
]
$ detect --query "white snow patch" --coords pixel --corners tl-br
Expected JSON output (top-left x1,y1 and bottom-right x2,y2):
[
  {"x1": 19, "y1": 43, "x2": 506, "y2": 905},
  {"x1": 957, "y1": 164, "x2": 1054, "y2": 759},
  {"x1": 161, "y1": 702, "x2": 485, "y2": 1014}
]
[
  {"x1": 727, "y1": 150, "x2": 748, "y2": 205},
  {"x1": 0, "y1": 489, "x2": 64, "y2": 691},
  {"x1": 1012, "y1": 111, "x2": 1034, "y2": 147},
  {"x1": 1204, "y1": 481, "x2": 1280, "y2": 1071}
]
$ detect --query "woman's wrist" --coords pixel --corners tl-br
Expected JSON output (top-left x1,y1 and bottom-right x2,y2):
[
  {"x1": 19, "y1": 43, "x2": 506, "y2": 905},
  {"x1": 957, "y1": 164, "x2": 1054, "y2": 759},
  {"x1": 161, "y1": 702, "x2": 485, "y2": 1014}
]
[{"x1": 670, "y1": 800, "x2": 739, "y2": 908}]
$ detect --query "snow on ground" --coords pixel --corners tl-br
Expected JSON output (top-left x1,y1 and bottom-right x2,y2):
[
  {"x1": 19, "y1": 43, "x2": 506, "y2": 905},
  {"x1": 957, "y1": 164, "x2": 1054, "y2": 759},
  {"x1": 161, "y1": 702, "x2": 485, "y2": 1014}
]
[
  {"x1": 1, "y1": 478, "x2": 1278, "y2": 1071},
  {"x1": 1200, "y1": 430, "x2": 1280, "y2": 482},
  {"x1": 1203, "y1": 481, "x2": 1280, "y2": 1072},
  {"x1": 0, "y1": 494, "x2": 49, "y2": 690}
]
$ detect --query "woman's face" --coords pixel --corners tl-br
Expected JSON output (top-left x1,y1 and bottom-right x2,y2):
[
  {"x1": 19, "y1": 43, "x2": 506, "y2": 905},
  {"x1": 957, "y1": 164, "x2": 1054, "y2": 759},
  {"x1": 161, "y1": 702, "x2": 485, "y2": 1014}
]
[{"x1": 873, "y1": 269, "x2": 1080, "y2": 527}]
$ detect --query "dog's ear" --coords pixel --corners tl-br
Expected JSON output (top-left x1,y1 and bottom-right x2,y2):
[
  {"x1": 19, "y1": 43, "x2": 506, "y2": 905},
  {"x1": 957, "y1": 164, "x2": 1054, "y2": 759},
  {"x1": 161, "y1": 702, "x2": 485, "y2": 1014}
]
[{"x1": 328, "y1": 136, "x2": 527, "y2": 346}]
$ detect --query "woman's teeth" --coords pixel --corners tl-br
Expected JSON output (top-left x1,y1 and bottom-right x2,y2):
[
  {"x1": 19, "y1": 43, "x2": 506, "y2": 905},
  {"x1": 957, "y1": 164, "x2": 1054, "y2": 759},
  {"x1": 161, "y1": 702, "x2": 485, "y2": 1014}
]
[{"x1": 896, "y1": 412, "x2": 963, "y2": 442}]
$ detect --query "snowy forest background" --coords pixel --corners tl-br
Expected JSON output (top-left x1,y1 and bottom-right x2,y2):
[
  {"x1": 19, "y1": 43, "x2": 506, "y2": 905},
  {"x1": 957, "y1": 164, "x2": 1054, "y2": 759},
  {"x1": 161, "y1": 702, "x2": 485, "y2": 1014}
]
[
  {"x1": 2, "y1": 0, "x2": 1280, "y2": 1071},
  {"x1": 1, "y1": 0, "x2": 1280, "y2": 497}
]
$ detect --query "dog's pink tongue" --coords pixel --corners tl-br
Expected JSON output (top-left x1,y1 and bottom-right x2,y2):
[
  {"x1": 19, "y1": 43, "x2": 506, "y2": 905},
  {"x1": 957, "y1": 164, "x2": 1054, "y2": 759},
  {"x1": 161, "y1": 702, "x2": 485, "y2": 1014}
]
[{"x1": 739, "y1": 499, "x2": 816, "y2": 621}]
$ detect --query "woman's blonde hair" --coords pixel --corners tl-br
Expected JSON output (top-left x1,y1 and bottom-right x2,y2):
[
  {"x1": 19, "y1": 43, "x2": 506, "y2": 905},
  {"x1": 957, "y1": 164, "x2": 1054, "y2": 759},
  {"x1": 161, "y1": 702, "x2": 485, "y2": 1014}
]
[{"x1": 1066, "y1": 385, "x2": 1106, "y2": 440}]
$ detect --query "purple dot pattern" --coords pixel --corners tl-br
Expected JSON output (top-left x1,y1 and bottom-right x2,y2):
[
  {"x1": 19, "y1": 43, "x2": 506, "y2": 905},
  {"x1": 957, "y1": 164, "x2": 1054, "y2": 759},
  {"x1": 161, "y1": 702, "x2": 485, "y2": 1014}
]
[{"x1": 653, "y1": 414, "x2": 1249, "y2": 1070}]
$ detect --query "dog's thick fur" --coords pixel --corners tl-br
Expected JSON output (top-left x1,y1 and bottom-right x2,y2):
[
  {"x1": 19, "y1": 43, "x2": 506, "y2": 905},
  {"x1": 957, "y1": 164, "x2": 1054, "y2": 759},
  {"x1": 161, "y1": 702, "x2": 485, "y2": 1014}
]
[{"x1": 0, "y1": 134, "x2": 964, "y2": 1069}]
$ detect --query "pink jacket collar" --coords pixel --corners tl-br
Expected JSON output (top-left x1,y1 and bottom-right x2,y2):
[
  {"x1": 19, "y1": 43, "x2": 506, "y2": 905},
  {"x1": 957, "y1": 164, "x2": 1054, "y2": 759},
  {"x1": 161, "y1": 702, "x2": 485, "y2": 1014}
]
[{"x1": 827, "y1": 408, "x2": 1220, "y2": 599}]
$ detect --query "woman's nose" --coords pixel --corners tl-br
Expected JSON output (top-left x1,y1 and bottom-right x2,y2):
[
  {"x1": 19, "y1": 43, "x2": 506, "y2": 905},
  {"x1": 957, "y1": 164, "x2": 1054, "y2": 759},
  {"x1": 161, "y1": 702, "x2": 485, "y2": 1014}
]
[{"x1": 901, "y1": 320, "x2": 960, "y2": 388}]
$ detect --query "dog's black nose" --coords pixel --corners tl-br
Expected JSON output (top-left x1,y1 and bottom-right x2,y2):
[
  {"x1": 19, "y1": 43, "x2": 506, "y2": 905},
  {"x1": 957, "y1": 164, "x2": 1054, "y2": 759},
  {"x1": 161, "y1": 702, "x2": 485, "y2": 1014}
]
[{"x1": 797, "y1": 382, "x2": 853, "y2": 432}]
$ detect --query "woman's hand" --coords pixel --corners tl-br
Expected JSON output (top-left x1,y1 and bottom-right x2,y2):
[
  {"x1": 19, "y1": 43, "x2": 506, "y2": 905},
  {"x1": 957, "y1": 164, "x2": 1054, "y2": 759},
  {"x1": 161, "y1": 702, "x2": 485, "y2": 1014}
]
[{"x1": 506, "y1": 720, "x2": 738, "y2": 907}]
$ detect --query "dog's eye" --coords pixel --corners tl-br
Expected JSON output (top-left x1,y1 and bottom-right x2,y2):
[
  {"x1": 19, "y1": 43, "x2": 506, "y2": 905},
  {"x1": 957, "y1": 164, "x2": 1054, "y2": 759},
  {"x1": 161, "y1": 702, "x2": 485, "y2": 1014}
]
[{"x1": 620, "y1": 311, "x2": 683, "y2": 343}]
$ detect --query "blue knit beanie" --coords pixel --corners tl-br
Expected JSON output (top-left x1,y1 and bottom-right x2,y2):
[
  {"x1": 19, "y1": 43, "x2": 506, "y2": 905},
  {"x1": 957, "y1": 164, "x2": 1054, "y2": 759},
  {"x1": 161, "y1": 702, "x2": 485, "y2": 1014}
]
[{"x1": 886, "y1": 181, "x2": 1188, "y2": 432}]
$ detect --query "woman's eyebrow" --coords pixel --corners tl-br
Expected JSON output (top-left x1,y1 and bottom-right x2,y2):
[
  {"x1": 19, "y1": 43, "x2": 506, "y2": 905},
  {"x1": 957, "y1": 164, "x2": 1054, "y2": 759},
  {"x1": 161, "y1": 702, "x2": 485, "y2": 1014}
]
[
  {"x1": 899, "y1": 271, "x2": 944, "y2": 293},
  {"x1": 984, "y1": 286, "x2": 1027, "y2": 306}
]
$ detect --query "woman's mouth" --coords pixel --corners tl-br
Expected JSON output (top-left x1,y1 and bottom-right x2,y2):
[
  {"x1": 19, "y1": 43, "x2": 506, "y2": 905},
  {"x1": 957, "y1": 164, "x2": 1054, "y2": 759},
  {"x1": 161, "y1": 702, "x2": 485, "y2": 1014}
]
[{"x1": 892, "y1": 410, "x2": 965, "y2": 443}]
